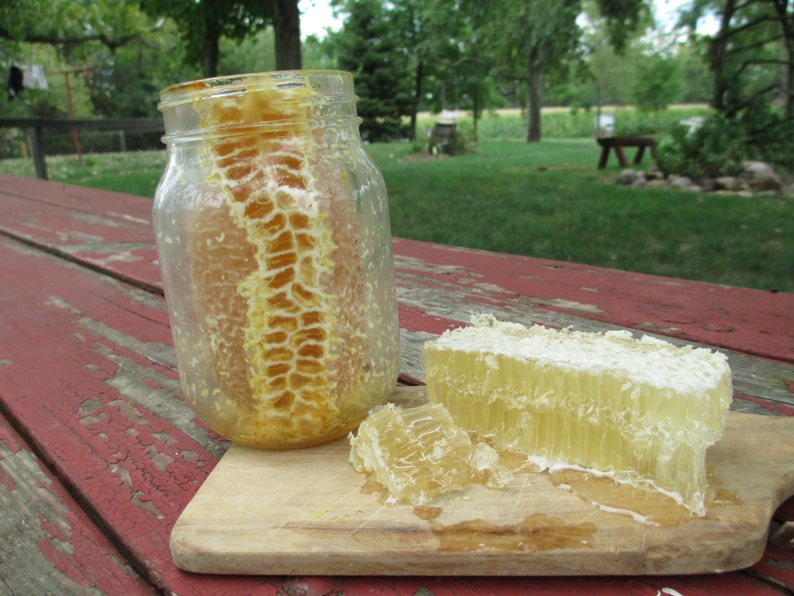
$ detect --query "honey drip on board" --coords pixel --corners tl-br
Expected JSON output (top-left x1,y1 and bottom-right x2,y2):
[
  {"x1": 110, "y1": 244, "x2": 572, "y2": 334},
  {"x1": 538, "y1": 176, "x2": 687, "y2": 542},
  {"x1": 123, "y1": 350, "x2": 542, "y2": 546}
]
[
  {"x1": 413, "y1": 505, "x2": 443, "y2": 521},
  {"x1": 351, "y1": 400, "x2": 738, "y2": 522},
  {"x1": 548, "y1": 468, "x2": 694, "y2": 526}
]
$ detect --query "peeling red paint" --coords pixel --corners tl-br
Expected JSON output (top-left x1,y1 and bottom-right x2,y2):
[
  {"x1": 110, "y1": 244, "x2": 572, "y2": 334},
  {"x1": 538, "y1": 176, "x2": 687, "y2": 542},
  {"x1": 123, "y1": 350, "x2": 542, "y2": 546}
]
[
  {"x1": 0, "y1": 469, "x2": 15, "y2": 491},
  {"x1": 392, "y1": 237, "x2": 794, "y2": 365},
  {"x1": 735, "y1": 393, "x2": 794, "y2": 417},
  {"x1": 39, "y1": 516, "x2": 70, "y2": 544},
  {"x1": 398, "y1": 304, "x2": 461, "y2": 335}
]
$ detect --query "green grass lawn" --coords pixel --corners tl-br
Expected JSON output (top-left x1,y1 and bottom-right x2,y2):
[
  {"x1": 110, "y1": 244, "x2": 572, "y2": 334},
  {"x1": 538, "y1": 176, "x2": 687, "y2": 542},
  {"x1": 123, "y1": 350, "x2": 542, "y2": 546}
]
[
  {"x1": 1, "y1": 139, "x2": 791, "y2": 292},
  {"x1": 368, "y1": 140, "x2": 792, "y2": 293}
]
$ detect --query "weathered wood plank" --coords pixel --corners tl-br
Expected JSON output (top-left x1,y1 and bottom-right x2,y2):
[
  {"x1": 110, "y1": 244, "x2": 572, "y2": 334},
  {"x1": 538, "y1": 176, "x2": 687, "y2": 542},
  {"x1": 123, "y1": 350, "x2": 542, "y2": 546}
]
[
  {"x1": 393, "y1": 265, "x2": 794, "y2": 414},
  {"x1": 2, "y1": 175, "x2": 792, "y2": 369},
  {"x1": 392, "y1": 238, "x2": 794, "y2": 365},
  {"x1": 2, "y1": 173, "x2": 791, "y2": 412},
  {"x1": 0, "y1": 238, "x2": 282, "y2": 594},
  {"x1": 0, "y1": 175, "x2": 154, "y2": 223},
  {"x1": 0, "y1": 176, "x2": 160, "y2": 291},
  {"x1": 275, "y1": 575, "x2": 791, "y2": 595},
  {"x1": 0, "y1": 412, "x2": 156, "y2": 595}
]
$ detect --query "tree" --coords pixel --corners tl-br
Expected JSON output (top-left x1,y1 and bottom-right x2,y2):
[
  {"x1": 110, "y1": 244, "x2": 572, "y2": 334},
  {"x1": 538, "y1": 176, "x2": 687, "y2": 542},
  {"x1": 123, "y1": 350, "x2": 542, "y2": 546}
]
[
  {"x1": 0, "y1": 0, "x2": 171, "y2": 120},
  {"x1": 486, "y1": 0, "x2": 650, "y2": 142},
  {"x1": 417, "y1": 0, "x2": 497, "y2": 140},
  {"x1": 674, "y1": 40, "x2": 713, "y2": 104},
  {"x1": 266, "y1": 0, "x2": 302, "y2": 70},
  {"x1": 657, "y1": 0, "x2": 794, "y2": 176},
  {"x1": 511, "y1": 0, "x2": 583, "y2": 142},
  {"x1": 683, "y1": 0, "x2": 794, "y2": 119},
  {"x1": 576, "y1": 0, "x2": 654, "y2": 116},
  {"x1": 632, "y1": 54, "x2": 683, "y2": 112},
  {"x1": 219, "y1": 28, "x2": 277, "y2": 75},
  {"x1": 84, "y1": 22, "x2": 193, "y2": 118},
  {"x1": 138, "y1": 0, "x2": 301, "y2": 77},
  {"x1": 328, "y1": 0, "x2": 414, "y2": 141},
  {"x1": 0, "y1": 0, "x2": 149, "y2": 51}
]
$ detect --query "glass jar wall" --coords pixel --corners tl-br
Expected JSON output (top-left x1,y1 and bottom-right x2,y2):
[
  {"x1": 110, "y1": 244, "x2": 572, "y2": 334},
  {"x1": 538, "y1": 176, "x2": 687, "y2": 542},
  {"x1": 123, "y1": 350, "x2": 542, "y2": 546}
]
[{"x1": 153, "y1": 71, "x2": 400, "y2": 449}]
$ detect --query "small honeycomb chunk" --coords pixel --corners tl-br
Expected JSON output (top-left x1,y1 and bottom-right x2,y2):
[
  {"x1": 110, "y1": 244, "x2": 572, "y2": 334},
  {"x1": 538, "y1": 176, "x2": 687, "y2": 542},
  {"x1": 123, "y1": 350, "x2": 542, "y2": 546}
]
[{"x1": 349, "y1": 402, "x2": 513, "y2": 505}]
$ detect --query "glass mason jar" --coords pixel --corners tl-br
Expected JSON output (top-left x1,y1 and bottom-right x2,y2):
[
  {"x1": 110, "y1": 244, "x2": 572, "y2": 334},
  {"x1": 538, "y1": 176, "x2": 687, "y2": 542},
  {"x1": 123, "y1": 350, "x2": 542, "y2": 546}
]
[{"x1": 153, "y1": 71, "x2": 401, "y2": 449}]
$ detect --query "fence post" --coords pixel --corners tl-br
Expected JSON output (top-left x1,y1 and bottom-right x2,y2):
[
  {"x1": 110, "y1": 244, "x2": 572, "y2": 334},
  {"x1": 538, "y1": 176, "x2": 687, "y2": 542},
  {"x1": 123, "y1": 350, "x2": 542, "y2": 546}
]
[{"x1": 28, "y1": 125, "x2": 48, "y2": 180}]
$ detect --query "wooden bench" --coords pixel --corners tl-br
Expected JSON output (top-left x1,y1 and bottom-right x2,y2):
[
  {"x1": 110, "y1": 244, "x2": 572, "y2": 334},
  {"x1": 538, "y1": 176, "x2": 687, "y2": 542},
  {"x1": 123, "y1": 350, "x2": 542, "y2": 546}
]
[{"x1": 597, "y1": 136, "x2": 657, "y2": 169}]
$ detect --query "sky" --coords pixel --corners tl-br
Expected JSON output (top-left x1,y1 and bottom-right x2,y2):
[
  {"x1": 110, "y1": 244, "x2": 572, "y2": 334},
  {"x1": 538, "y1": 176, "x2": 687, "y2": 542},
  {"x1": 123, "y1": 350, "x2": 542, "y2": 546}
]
[
  {"x1": 297, "y1": 0, "x2": 719, "y2": 40},
  {"x1": 298, "y1": 0, "x2": 342, "y2": 39}
]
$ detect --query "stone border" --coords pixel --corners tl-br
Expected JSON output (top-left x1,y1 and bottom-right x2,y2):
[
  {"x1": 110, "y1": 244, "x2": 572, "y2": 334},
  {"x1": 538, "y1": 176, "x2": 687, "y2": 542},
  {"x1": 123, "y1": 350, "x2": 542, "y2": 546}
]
[{"x1": 615, "y1": 161, "x2": 793, "y2": 197}]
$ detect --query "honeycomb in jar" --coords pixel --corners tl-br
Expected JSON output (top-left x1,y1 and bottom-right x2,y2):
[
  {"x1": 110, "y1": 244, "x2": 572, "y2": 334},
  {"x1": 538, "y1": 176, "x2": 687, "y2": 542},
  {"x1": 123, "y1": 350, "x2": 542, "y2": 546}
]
[{"x1": 185, "y1": 77, "x2": 374, "y2": 448}]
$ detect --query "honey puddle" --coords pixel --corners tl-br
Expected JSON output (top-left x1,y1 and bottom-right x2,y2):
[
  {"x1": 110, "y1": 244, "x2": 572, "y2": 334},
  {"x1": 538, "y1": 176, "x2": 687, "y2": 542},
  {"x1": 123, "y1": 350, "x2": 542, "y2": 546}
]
[
  {"x1": 414, "y1": 505, "x2": 443, "y2": 521},
  {"x1": 360, "y1": 477, "x2": 391, "y2": 503},
  {"x1": 362, "y1": 449, "x2": 740, "y2": 543},
  {"x1": 548, "y1": 469, "x2": 692, "y2": 526},
  {"x1": 545, "y1": 465, "x2": 739, "y2": 527}
]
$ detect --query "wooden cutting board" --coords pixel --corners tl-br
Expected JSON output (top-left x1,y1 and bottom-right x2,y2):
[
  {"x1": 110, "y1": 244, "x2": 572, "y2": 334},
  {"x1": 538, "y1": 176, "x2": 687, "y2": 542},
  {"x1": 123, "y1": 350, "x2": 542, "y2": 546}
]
[{"x1": 171, "y1": 386, "x2": 794, "y2": 576}]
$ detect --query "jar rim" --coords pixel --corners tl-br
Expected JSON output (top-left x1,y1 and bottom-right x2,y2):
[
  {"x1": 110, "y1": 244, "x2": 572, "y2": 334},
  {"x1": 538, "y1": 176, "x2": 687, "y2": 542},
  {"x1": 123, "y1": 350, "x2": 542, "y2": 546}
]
[{"x1": 158, "y1": 70, "x2": 354, "y2": 109}]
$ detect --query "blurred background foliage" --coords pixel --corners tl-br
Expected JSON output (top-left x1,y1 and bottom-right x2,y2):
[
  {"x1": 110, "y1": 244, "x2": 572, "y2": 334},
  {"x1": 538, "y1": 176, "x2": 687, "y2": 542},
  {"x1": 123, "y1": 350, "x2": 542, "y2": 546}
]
[{"x1": 0, "y1": 0, "x2": 792, "y2": 172}]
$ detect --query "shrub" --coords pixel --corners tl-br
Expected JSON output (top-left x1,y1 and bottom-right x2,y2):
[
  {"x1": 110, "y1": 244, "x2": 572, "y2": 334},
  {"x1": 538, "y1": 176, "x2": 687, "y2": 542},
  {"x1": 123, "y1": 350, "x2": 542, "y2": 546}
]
[
  {"x1": 448, "y1": 120, "x2": 478, "y2": 155},
  {"x1": 656, "y1": 104, "x2": 794, "y2": 179},
  {"x1": 655, "y1": 113, "x2": 746, "y2": 179},
  {"x1": 736, "y1": 101, "x2": 794, "y2": 173}
]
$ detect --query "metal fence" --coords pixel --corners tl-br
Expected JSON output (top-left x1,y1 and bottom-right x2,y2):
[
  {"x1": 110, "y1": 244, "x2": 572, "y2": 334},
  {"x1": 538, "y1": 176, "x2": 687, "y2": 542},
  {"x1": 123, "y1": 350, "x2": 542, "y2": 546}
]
[{"x1": 0, "y1": 118, "x2": 163, "y2": 179}]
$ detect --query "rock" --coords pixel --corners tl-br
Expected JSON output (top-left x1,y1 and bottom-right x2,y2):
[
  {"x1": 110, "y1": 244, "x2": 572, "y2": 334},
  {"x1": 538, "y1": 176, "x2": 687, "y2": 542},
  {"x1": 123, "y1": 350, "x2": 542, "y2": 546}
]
[
  {"x1": 616, "y1": 169, "x2": 639, "y2": 185},
  {"x1": 611, "y1": 164, "x2": 788, "y2": 196},
  {"x1": 741, "y1": 161, "x2": 783, "y2": 191},
  {"x1": 668, "y1": 175, "x2": 695, "y2": 190},
  {"x1": 715, "y1": 176, "x2": 740, "y2": 191}
]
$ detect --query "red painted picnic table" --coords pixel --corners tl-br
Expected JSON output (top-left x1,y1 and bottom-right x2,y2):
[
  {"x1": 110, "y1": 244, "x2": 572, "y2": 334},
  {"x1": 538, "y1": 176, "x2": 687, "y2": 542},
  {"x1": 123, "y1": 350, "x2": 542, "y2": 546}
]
[{"x1": 0, "y1": 173, "x2": 792, "y2": 594}]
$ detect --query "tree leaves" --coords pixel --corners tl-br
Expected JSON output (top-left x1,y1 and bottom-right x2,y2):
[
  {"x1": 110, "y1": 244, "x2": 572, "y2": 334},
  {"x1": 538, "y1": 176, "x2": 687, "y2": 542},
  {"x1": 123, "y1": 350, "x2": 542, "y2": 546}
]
[{"x1": 138, "y1": 0, "x2": 271, "y2": 76}]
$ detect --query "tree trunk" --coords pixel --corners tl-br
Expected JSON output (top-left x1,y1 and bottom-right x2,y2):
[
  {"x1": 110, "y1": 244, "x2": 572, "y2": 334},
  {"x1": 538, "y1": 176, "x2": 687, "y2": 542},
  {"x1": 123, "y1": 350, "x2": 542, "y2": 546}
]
[
  {"x1": 526, "y1": 46, "x2": 541, "y2": 142},
  {"x1": 710, "y1": 0, "x2": 736, "y2": 113},
  {"x1": 786, "y1": 43, "x2": 794, "y2": 119},
  {"x1": 201, "y1": 2, "x2": 221, "y2": 78},
  {"x1": 771, "y1": 0, "x2": 794, "y2": 119},
  {"x1": 410, "y1": 60, "x2": 424, "y2": 142},
  {"x1": 202, "y1": 35, "x2": 220, "y2": 78},
  {"x1": 271, "y1": 0, "x2": 302, "y2": 70}
]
